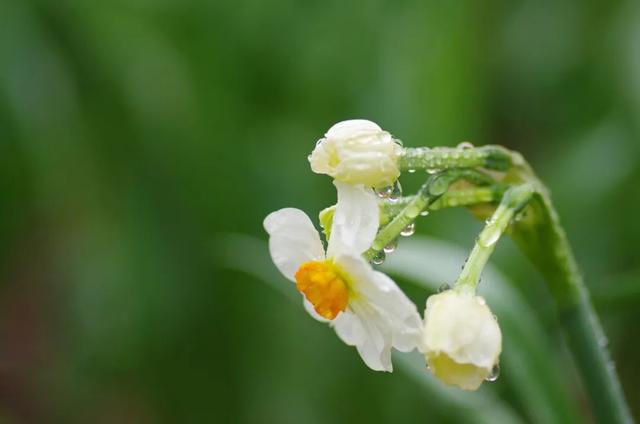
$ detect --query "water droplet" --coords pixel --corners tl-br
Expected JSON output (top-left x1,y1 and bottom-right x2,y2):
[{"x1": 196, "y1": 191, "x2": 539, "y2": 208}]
[
  {"x1": 485, "y1": 364, "x2": 500, "y2": 382},
  {"x1": 479, "y1": 226, "x2": 501, "y2": 247},
  {"x1": 514, "y1": 211, "x2": 528, "y2": 222},
  {"x1": 420, "y1": 210, "x2": 430, "y2": 217},
  {"x1": 394, "y1": 138, "x2": 404, "y2": 147},
  {"x1": 408, "y1": 168, "x2": 416, "y2": 174},
  {"x1": 372, "y1": 251, "x2": 386, "y2": 265},
  {"x1": 376, "y1": 186, "x2": 393, "y2": 199},
  {"x1": 428, "y1": 178, "x2": 449, "y2": 196},
  {"x1": 400, "y1": 223, "x2": 416, "y2": 237},
  {"x1": 426, "y1": 168, "x2": 438, "y2": 175},
  {"x1": 388, "y1": 181, "x2": 402, "y2": 203},
  {"x1": 315, "y1": 138, "x2": 325, "y2": 148},
  {"x1": 457, "y1": 141, "x2": 474, "y2": 150},
  {"x1": 437, "y1": 283, "x2": 450, "y2": 293},
  {"x1": 383, "y1": 239, "x2": 398, "y2": 254}
]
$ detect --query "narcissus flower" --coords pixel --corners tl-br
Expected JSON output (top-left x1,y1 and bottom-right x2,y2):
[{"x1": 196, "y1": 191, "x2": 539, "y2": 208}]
[
  {"x1": 420, "y1": 289, "x2": 502, "y2": 390},
  {"x1": 263, "y1": 181, "x2": 421, "y2": 371},
  {"x1": 309, "y1": 120, "x2": 402, "y2": 188}
]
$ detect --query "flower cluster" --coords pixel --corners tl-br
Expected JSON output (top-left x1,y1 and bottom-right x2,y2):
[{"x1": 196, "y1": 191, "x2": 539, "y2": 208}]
[{"x1": 264, "y1": 119, "x2": 502, "y2": 390}]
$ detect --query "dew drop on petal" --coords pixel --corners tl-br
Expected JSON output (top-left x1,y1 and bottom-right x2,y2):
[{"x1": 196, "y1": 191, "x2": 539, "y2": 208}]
[
  {"x1": 457, "y1": 141, "x2": 474, "y2": 150},
  {"x1": 388, "y1": 181, "x2": 402, "y2": 203},
  {"x1": 426, "y1": 168, "x2": 438, "y2": 175},
  {"x1": 485, "y1": 364, "x2": 500, "y2": 382},
  {"x1": 376, "y1": 186, "x2": 393, "y2": 199},
  {"x1": 408, "y1": 168, "x2": 416, "y2": 173},
  {"x1": 372, "y1": 251, "x2": 386, "y2": 265},
  {"x1": 400, "y1": 222, "x2": 416, "y2": 237},
  {"x1": 420, "y1": 210, "x2": 430, "y2": 217},
  {"x1": 315, "y1": 138, "x2": 325, "y2": 148}
]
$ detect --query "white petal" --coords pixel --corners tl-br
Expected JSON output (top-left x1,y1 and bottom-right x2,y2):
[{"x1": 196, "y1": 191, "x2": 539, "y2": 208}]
[
  {"x1": 263, "y1": 208, "x2": 325, "y2": 281},
  {"x1": 332, "y1": 308, "x2": 392, "y2": 372},
  {"x1": 325, "y1": 119, "x2": 382, "y2": 138},
  {"x1": 338, "y1": 254, "x2": 422, "y2": 353},
  {"x1": 327, "y1": 181, "x2": 379, "y2": 257},
  {"x1": 332, "y1": 310, "x2": 365, "y2": 346}
]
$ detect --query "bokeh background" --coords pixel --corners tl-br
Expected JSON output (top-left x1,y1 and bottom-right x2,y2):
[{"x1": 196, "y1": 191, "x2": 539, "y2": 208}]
[{"x1": 1, "y1": 0, "x2": 639, "y2": 422}]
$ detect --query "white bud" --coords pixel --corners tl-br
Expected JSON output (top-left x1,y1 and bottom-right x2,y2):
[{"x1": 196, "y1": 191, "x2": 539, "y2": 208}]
[
  {"x1": 309, "y1": 120, "x2": 401, "y2": 188},
  {"x1": 420, "y1": 289, "x2": 502, "y2": 391}
]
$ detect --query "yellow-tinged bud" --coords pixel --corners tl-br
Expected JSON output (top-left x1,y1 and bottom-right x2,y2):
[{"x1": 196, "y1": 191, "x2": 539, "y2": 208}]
[
  {"x1": 420, "y1": 289, "x2": 502, "y2": 391},
  {"x1": 309, "y1": 120, "x2": 401, "y2": 188}
]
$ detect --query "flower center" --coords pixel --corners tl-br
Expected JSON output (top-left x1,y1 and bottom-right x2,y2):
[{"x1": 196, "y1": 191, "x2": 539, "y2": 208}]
[{"x1": 294, "y1": 260, "x2": 350, "y2": 320}]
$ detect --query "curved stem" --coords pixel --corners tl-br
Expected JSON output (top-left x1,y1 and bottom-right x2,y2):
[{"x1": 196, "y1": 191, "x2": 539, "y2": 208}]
[
  {"x1": 381, "y1": 184, "x2": 506, "y2": 222},
  {"x1": 364, "y1": 168, "x2": 493, "y2": 261},
  {"x1": 454, "y1": 184, "x2": 533, "y2": 292},
  {"x1": 510, "y1": 190, "x2": 633, "y2": 423},
  {"x1": 480, "y1": 144, "x2": 636, "y2": 423}
]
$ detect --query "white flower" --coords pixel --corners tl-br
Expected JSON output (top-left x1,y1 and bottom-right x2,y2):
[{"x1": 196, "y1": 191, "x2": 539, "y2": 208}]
[
  {"x1": 309, "y1": 119, "x2": 402, "y2": 188},
  {"x1": 263, "y1": 181, "x2": 421, "y2": 371},
  {"x1": 420, "y1": 289, "x2": 502, "y2": 390}
]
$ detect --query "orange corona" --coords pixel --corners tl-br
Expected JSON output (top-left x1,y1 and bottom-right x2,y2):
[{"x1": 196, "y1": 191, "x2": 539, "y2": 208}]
[{"x1": 295, "y1": 261, "x2": 350, "y2": 320}]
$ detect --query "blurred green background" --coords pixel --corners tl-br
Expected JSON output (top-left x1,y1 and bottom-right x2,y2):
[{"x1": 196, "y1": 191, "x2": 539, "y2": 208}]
[{"x1": 1, "y1": 0, "x2": 639, "y2": 422}]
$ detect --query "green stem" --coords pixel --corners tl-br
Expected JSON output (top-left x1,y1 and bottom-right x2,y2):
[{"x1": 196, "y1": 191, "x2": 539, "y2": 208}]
[
  {"x1": 455, "y1": 184, "x2": 533, "y2": 292},
  {"x1": 400, "y1": 145, "x2": 514, "y2": 172},
  {"x1": 382, "y1": 184, "x2": 506, "y2": 220},
  {"x1": 364, "y1": 169, "x2": 493, "y2": 261},
  {"x1": 510, "y1": 189, "x2": 632, "y2": 423},
  {"x1": 481, "y1": 145, "x2": 636, "y2": 422}
]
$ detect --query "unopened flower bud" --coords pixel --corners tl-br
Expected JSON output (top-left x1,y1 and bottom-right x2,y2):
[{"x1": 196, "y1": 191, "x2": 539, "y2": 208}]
[
  {"x1": 309, "y1": 120, "x2": 401, "y2": 188},
  {"x1": 420, "y1": 289, "x2": 502, "y2": 391}
]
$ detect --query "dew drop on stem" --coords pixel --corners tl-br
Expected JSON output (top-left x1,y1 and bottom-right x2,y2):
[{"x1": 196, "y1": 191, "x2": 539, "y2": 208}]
[
  {"x1": 383, "y1": 239, "x2": 398, "y2": 254},
  {"x1": 371, "y1": 251, "x2": 386, "y2": 265},
  {"x1": 400, "y1": 222, "x2": 416, "y2": 237}
]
